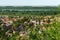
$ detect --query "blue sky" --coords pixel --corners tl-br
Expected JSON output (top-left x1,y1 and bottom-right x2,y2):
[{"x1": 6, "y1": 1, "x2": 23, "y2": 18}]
[{"x1": 0, "y1": 0, "x2": 60, "y2": 6}]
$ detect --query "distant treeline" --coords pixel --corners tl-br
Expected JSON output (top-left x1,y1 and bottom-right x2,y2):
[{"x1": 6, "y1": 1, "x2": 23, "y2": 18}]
[{"x1": 0, "y1": 6, "x2": 60, "y2": 15}]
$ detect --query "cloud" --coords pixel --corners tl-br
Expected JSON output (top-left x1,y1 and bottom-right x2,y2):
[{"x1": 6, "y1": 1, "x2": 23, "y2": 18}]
[{"x1": 0, "y1": 0, "x2": 60, "y2": 6}]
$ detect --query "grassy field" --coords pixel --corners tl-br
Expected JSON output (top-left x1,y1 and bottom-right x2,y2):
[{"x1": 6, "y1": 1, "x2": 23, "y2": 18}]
[{"x1": 0, "y1": 14, "x2": 60, "y2": 40}]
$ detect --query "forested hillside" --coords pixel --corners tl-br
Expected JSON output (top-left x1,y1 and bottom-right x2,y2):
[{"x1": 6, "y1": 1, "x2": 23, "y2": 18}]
[{"x1": 0, "y1": 6, "x2": 58, "y2": 15}]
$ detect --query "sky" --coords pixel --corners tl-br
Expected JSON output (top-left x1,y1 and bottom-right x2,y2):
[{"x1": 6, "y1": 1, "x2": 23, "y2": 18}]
[{"x1": 0, "y1": 0, "x2": 60, "y2": 6}]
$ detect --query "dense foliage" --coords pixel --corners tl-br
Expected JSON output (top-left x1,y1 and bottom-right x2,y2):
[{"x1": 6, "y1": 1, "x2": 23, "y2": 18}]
[
  {"x1": 0, "y1": 6, "x2": 60, "y2": 40},
  {"x1": 0, "y1": 15, "x2": 60, "y2": 40}
]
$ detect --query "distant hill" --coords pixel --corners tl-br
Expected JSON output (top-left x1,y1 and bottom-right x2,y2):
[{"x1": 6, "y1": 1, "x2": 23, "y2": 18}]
[{"x1": 0, "y1": 6, "x2": 59, "y2": 15}]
